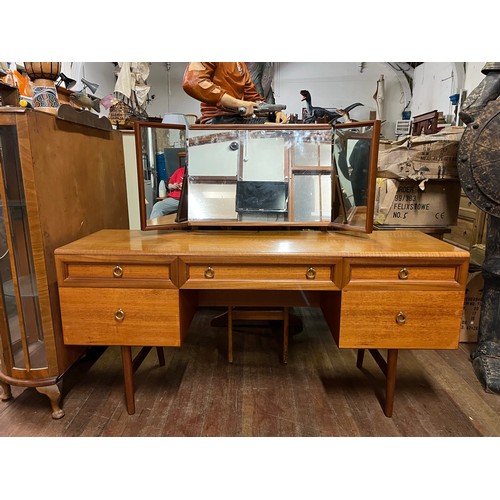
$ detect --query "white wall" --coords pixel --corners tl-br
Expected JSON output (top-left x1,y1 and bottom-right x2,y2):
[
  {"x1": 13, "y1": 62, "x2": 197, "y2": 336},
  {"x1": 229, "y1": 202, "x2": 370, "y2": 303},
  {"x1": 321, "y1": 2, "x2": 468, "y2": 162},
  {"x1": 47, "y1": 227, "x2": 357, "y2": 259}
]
[
  {"x1": 409, "y1": 62, "x2": 486, "y2": 124},
  {"x1": 62, "y1": 61, "x2": 488, "y2": 138},
  {"x1": 147, "y1": 63, "x2": 199, "y2": 117},
  {"x1": 464, "y1": 62, "x2": 486, "y2": 92},
  {"x1": 149, "y1": 62, "x2": 412, "y2": 140},
  {"x1": 271, "y1": 62, "x2": 409, "y2": 140},
  {"x1": 61, "y1": 62, "x2": 116, "y2": 98}
]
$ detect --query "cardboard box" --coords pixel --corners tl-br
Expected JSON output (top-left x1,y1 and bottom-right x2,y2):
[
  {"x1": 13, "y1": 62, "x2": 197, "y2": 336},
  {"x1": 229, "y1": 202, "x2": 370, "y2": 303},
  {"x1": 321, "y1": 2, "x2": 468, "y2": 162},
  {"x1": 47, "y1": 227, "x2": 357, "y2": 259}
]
[
  {"x1": 460, "y1": 272, "x2": 483, "y2": 342},
  {"x1": 374, "y1": 178, "x2": 461, "y2": 226},
  {"x1": 377, "y1": 126, "x2": 464, "y2": 181}
]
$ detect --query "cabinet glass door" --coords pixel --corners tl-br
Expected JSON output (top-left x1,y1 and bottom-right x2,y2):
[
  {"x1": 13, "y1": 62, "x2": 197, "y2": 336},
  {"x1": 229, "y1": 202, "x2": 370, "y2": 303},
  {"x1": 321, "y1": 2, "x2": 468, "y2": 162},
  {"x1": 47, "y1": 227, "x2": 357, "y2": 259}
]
[{"x1": 0, "y1": 125, "x2": 47, "y2": 370}]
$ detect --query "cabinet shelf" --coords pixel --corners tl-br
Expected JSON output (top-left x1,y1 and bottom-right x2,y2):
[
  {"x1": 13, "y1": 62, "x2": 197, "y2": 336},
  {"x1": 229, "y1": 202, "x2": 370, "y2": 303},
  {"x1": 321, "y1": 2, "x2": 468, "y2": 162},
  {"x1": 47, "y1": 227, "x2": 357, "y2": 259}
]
[{"x1": 0, "y1": 109, "x2": 129, "y2": 418}]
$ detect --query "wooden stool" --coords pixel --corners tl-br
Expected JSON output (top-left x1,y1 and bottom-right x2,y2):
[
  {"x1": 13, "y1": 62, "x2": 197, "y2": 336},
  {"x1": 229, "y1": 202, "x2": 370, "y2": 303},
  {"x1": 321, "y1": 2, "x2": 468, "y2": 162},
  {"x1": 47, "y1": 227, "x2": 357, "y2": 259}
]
[{"x1": 227, "y1": 306, "x2": 289, "y2": 364}]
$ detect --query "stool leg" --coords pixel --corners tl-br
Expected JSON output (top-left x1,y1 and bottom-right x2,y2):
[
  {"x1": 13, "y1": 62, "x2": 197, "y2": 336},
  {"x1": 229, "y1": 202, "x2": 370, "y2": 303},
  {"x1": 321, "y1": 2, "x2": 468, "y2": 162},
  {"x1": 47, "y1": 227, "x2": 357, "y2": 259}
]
[
  {"x1": 282, "y1": 307, "x2": 289, "y2": 364},
  {"x1": 228, "y1": 307, "x2": 233, "y2": 363},
  {"x1": 356, "y1": 349, "x2": 365, "y2": 369},
  {"x1": 156, "y1": 347, "x2": 165, "y2": 366}
]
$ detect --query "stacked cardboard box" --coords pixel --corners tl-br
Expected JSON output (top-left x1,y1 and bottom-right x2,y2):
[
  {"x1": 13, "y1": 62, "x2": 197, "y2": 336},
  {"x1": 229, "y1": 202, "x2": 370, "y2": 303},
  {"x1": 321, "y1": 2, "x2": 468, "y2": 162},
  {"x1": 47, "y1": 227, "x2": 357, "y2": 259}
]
[
  {"x1": 375, "y1": 126, "x2": 463, "y2": 227},
  {"x1": 374, "y1": 178, "x2": 461, "y2": 226},
  {"x1": 377, "y1": 126, "x2": 464, "y2": 182}
]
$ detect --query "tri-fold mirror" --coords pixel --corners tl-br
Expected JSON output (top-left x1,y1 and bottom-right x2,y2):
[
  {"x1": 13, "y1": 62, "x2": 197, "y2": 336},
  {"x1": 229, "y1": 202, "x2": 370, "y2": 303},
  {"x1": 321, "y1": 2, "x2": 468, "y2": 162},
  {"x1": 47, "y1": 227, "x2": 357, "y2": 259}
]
[{"x1": 135, "y1": 120, "x2": 380, "y2": 233}]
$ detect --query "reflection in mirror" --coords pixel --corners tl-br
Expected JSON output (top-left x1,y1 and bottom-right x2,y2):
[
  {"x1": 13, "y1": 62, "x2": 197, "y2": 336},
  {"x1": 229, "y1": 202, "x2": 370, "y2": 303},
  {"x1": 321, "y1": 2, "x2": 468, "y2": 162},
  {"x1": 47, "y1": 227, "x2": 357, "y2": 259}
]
[
  {"x1": 135, "y1": 122, "x2": 379, "y2": 232},
  {"x1": 135, "y1": 122, "x2": 187, "y2": 229},
  {"x1": 186, "y1": 126, "x2": 333, "y2": 225},
  {"x1": 332, "y1": 120, "x2": 380, "y2": 233}
]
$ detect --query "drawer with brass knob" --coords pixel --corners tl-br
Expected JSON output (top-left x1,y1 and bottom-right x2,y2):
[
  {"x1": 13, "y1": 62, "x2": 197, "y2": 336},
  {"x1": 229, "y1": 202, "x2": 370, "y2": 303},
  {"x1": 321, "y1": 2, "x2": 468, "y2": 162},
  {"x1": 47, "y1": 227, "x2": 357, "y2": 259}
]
[
  {"x1": 336, "y1": 290, "x2": 464, "y2": 349},
  {"x1": 58, "y1": 287, "x2": 181, "y2": 346},
  {"x1": 178, "y1": 261, "x2": 341, "y2": 289},
  {"x1": 343, "y1": 260, "x2": 465, "y2": 289},
  {"x1": 56, "y1": 258, "x2": 177, "y2": 288}
]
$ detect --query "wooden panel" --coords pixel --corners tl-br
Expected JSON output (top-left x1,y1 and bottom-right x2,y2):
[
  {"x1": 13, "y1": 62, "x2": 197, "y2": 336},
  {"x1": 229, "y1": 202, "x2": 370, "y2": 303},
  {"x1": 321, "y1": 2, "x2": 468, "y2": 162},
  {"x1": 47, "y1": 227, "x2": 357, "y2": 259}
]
[
  {"x1": 342, "y1": 257, "x2": 468, "y2": 290},
  {"x1": 347, "y1": 264, "x2": 458, "y2": 283},
  {"x1": 65, "y1": 262, "x2": 173, "y2": 282},
  {"x1": 20, "y1": 111, "x2": 129, "y2": 376},
  {"x1": 181, "y1": 263, "x2": 338, "y2": 290},
  {"x1": 196, "y1": 289, "x2": 322, "y2": 307},
  {"x1": 59, "y1": 288, "x2": 180, "y2": 346},
  {"x1": 445, "y1": 218, "x2": 476, "y2": 249},
  {"x1": 339, "y1": 290, "x2": 465, "y2": 349},
  {"x1": 459, "y1": 195, "x2": 479, "y2": 220},
  {"x1": 53, "y1": 228, "x2": 471, "y2": 261}
]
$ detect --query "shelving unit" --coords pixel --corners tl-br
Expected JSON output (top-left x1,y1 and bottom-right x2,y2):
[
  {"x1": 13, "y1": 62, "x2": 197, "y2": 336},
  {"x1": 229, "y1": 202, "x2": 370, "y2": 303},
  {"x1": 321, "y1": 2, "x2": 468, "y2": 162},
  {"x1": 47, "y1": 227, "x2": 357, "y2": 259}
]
[{"x1": 0, "y1": 108, "x2": 129, "y2": 418}]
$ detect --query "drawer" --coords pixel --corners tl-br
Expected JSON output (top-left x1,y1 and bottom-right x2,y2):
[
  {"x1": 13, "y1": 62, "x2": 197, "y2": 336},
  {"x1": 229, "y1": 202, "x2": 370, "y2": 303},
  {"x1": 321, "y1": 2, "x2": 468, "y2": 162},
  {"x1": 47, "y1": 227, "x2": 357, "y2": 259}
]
[
  {"x1": 337, "y1": 290, "x2": 464, "y2": 349},
  {"x1": 59, "y1": 287, "x2": 180, "y2": 346},
  {"x1": 344, "y1": 262, "x2": 462, "y2": 288},
  {"x1": 459, "y1": 195, "x2": 478, "y2": 220},
  {"x1": 180, "y1": 262, "x2": 339, "y2": 289},
  {"x1": 444, "y1": 218, "x2": 476, "y2": 250},
  {"x1": 59, "y1": 260, "x2": 176, "y2": 288}
]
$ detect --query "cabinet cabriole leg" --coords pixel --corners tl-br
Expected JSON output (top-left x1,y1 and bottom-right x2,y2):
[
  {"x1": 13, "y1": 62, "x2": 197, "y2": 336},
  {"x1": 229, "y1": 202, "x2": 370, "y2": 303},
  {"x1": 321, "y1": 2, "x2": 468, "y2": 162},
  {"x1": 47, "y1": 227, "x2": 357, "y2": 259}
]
[
  {"x1": 36, "y1": 382, "x2": 65, "y2": 419},
  {"x1": 0, "y1": 380, "x2": 13, "y2": 401}
]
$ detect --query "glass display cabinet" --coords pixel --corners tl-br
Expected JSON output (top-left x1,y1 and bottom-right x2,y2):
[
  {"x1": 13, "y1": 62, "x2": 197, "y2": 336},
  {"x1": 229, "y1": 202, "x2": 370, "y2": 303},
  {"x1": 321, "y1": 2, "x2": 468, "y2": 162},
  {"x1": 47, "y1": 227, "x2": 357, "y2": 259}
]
[
  {"x1": 135, "y1": 120, "x2": 381, "y2": 232},
  {"x1": 0, "y1": 109, "x2": 129, "y2": 418}
]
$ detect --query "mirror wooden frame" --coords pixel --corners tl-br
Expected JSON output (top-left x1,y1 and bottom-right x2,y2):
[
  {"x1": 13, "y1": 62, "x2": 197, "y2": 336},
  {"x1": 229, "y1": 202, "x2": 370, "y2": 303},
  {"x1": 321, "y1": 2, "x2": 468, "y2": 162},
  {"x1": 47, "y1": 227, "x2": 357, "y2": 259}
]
[
  {"x1": 331, "y1": 120, "x2": 381, "y2": 233},
  {"x1": 134, "y1": 120, "x2": 380, "y2": 233},
  {"x1": 134, "y1": 122, "x2": 188, "y2": 230}
]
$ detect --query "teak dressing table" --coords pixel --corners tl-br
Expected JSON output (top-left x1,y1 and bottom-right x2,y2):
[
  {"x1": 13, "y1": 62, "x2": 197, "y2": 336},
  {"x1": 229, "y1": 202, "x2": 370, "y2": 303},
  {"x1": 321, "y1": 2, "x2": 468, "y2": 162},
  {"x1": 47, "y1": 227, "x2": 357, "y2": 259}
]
[
  {"x1": 53, "y1": 119, "x2": 469, "y2": 419},
  {"x1": 54, "y1": 228, "x2": 469, "y2": 417}
]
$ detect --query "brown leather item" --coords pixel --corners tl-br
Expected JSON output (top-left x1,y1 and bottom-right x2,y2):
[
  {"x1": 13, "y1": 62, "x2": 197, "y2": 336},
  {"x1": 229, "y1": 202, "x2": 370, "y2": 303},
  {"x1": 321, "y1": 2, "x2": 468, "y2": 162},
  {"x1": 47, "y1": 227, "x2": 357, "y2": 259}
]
[{"x1": 182, "y1": 62, "x2": 264, "y2": 123}]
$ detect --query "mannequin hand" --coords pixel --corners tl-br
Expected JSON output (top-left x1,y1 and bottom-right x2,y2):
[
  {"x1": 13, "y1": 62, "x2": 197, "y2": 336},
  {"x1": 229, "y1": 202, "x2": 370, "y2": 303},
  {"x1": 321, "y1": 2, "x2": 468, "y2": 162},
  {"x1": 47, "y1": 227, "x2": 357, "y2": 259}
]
[
  {"x1": 239, "y1": 100, "x2": 260, "y2": 117},
  {"x1": 275, "y1": 111, "x2": 289, "y2": 123},
  {"x1": 220, "y1": 93, "x2": 259, "y2": 116}
]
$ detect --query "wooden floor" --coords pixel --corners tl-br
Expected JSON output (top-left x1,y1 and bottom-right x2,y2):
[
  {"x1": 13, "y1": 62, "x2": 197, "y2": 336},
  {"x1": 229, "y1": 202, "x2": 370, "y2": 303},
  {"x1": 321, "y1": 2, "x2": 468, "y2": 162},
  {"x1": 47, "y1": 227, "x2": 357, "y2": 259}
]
[{"x1": 1, "y1": 307, "x2": 499, "y2": 437}]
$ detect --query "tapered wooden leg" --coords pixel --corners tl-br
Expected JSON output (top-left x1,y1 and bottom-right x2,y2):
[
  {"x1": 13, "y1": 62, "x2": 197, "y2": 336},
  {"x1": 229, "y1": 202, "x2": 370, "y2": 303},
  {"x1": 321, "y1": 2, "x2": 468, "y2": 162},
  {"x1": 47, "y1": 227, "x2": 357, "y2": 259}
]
[
  {"x1": 0, "y1": 380, "x2": 13, "y2": 401},
  {"x1": 121, "y1": 346, "x2": 135, "y2": 415},
  {"x1": 359, "y1": 348, "x2": 399, "y2": 418},
  {"x1": 36, "y1": 382, "x2": 65, "y2": 419},
  {"x1": 384, "y1": 349, "x2": 398, "y2": 418},
  {"x1": 228, "y1": 307, "x2": 233, "y2": 363},
  {"x1": 356, "y1": 349, "x2": 365, "y2": 369},
  {"x1": 156, "y1": 347, "x2": 165, "y2": 366}
]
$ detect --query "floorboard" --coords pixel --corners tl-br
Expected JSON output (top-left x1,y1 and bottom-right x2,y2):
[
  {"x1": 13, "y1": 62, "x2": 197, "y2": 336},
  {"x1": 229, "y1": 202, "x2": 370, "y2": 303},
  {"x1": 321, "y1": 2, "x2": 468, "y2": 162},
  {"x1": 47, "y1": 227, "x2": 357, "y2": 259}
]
[{"x1": 1, "y1": 307, "x2": 499, "y2": 437}]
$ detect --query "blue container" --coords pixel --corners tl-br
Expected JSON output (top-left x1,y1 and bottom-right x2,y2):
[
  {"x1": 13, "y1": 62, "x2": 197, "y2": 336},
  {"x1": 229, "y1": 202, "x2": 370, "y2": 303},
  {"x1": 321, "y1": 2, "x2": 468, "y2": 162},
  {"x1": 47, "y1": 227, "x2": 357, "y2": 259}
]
[{"x1": 156, "y1": 152, "x2": 167, "y2": 181}]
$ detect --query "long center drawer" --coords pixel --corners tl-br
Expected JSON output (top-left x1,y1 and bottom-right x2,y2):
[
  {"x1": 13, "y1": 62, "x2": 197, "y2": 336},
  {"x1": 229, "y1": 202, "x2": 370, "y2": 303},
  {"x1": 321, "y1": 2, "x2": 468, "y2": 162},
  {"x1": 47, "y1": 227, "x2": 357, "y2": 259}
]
[{"x1": 178, "y1": 260, "x2": 341, "y2": 289}]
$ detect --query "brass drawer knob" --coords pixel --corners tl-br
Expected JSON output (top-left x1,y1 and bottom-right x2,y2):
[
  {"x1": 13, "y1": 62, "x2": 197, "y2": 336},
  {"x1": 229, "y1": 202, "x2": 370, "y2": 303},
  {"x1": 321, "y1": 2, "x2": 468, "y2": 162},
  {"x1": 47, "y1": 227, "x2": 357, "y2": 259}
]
[
  {"x1": 398, "y1": 267, "x2": 409, "y2": 280},
  {"x1": 305, "y1": 267, "x2": 316, "y2": 280},
  {"x1": 114, "y1": 308, "x2": 126, "y2": 322},
  {"x1": 395, "y1": 311, "x2": 407, "y2": 325},
  {"x1": 113, "y1": 265, "x2": 123, "y2": 278},
  {"x1": 204, "y1": 266, "x2": 215, "y2": 279}
]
